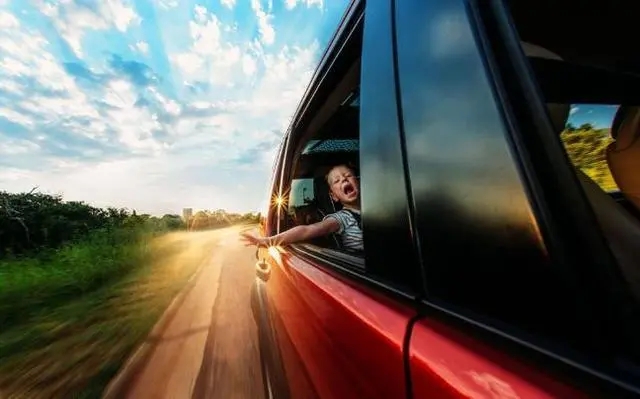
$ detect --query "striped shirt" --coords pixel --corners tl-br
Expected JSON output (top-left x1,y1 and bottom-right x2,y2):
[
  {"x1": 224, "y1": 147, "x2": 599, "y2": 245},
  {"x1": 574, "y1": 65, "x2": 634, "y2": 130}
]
[{"x1": 323, "y1": 209, "x2": 364, "y2": 252}]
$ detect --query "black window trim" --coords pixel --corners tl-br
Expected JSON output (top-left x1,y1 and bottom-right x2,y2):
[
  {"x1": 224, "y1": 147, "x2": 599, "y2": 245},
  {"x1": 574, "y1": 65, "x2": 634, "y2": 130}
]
[
  {"x1": 289, "y1": 243, "x2": 419, "y2": 304},
  {"x1": 294, "y1": 243, "x2": 364, "y2": 269}
]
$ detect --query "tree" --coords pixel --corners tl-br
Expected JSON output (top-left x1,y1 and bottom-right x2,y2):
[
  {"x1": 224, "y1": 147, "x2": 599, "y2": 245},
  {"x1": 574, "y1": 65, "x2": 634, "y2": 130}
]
[{"x1": 560, "y1": 127, "x2": 617, "y2": 191}]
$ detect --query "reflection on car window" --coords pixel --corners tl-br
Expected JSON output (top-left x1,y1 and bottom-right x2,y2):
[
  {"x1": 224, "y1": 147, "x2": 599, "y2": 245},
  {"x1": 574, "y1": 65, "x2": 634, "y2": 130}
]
[
  {"x1": 287, "y1": 178, "x2": 318, "y2": 226},
  {"x1": 560, "y1": 104, "x2": 619, "y2": 192},
  {"x1": 289, "y1": 178, "x2": 315, "y2": 208}
]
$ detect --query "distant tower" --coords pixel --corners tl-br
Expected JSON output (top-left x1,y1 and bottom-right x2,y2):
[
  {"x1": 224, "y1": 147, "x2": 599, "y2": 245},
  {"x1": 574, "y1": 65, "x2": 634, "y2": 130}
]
[{"x1": 182, "y1": 208, "x2": 193, "y2": 222}]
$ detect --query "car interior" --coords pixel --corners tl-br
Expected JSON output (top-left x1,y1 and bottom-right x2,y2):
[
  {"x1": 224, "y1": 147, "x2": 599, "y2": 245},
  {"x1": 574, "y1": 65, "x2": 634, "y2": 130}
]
[
  {"x1": 284, "y1": 59, "x2": 361, "y2": 254},
  {"x1": 509, "y1": 1, "x2": 640, "y2": 304}
]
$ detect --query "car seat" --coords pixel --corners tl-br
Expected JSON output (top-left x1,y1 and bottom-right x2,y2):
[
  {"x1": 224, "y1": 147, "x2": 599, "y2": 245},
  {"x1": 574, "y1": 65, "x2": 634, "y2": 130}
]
[{"x1": 606, "y1": 106, "x2": 640, "y2": 212}]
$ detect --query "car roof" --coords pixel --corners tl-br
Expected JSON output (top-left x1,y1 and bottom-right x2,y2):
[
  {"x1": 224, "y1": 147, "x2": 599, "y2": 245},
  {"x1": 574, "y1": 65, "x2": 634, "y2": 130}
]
[{"x1": 508, "y1": 0, "x2": 637, "y2": 73}]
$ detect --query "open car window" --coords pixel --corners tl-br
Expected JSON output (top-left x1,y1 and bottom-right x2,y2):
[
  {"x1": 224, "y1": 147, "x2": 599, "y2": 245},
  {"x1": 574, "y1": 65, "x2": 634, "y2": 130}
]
[{"x1": 285, "y1": 80, "x2": 362, "y2": 263}]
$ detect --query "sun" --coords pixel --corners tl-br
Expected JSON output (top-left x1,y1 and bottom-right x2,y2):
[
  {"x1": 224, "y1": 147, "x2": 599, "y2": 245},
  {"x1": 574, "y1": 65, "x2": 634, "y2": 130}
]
[{"x1": 271, "y1": 192, "x2": 288, "y2": 208}]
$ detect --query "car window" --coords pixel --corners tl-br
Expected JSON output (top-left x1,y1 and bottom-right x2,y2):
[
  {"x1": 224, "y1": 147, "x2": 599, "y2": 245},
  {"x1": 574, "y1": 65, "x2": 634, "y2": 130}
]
[
  {"x1": 506, "y1": 0, "x2": 640, "y2": 384},
  {"x1": 279, "y1": 22, "x2": 364, "y2": 263},
  {"x1": 284, "y1": 91, "x2": 362, "y2": 256},
  {"x1": 395, "y1": 0, "x2": 592, "y2": 351},
  {"x1": 560, "y1": 104, "x2": 619, "y2": 192},
  {"x1": 278, "y1": 2, "x2": 420, "y2": 292}
]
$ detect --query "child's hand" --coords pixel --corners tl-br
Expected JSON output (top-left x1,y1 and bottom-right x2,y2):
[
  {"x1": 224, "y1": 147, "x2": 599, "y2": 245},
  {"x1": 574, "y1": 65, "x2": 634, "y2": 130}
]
[{"x1": 240, "y1": 231, "x2": 267, "y2": 247}]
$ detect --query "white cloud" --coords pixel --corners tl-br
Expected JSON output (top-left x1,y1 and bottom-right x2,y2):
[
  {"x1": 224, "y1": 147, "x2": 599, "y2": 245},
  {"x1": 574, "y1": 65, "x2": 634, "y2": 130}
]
[
  {"x1": 0, "y1": 11, "x2": 164, "y2": 153},
  {"x1": 0, "y1": 10, "x2": 19, "y2": 28},
  {"x1": 130, "y1": 40, "x2": 149, "y2": 55},
  {"x1": 157, "y1": 0, "x2": 179, "y2": 9},
  {"x1": 249, "y1": 42, "x2": 318, "y2": 119},
  {"x1": 0, "y1": 3, "x2": 329, "y2": 213},
  {"x1": 284, "y1": 0, "x2": 324, "y2": 10},
  {"x1": 0, "y1": 107, "x2": 34, "y2": 127},
  {"x1": 36, "y1": 0, "x2": 141, "y2": 56},
  {"x1": 242, "y1": 54, "x2": 257, "y2": 76},
  {"x1": 0, "y1": 138, "x2": 39, "y2": 155},
  {"x1": 221, "y1": 0, "x2": 236, "y2": 9},
  {"x1": 570, "y1": 106, "x2": 579, "y2": 115},
  {"x1": 0, "y1": 22, "x2": 101, "y2": 129},
  {"x1": 171, "y1": 5, "x2": 243, "y2": 86},
  {"x1": 251, "y1": 0, "x2": 275, "y2": 45}
]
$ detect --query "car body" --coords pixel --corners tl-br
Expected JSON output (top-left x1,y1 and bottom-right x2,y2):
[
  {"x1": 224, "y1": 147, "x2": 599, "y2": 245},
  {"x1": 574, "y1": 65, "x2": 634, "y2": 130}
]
[{"x1": 251, "y1": 0, "x2": 640, "y2": 398}]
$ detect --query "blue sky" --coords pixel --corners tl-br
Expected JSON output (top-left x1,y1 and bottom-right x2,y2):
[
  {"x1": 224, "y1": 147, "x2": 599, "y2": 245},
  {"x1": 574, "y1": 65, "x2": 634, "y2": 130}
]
[
  {"x1": 567, "y1": 104, "x2": 618, "y2": 130},
  {"x1": 0, "y1": 0, "x2": 347, "y2": 215}
]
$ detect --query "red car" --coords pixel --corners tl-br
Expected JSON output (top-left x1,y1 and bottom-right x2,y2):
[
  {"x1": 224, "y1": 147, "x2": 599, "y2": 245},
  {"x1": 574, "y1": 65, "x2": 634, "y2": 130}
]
[{"x1": 251, "y1": 0, "x2": 640, "y2": 397}]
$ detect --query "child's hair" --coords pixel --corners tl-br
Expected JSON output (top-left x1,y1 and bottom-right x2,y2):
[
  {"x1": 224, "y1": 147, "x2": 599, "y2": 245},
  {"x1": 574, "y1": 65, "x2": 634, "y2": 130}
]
[{"x1": 323, "y1": 162, "x2": 358, "y2": 184}]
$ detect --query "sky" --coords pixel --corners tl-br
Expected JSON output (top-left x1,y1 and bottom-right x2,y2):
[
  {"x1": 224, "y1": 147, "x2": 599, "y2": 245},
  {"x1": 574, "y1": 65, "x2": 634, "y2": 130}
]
[
  {"x1": 0, "y1": 0, "x2": 348, "y2": 215},
  {"x1": 568, "y1": 104, "x2": 618, "y2": 130}
]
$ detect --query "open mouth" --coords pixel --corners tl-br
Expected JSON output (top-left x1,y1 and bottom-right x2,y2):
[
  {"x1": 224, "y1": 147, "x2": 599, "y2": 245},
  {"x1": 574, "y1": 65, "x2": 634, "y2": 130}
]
[{"x1": 343, "y1": 182, "x2": 356, "y2": 196}]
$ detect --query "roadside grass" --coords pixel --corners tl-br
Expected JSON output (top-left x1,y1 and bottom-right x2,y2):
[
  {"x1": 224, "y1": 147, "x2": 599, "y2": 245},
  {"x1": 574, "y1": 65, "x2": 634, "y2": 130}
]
[{"x1": 0, "y1": 228, "x2": 223, "y2": 398}]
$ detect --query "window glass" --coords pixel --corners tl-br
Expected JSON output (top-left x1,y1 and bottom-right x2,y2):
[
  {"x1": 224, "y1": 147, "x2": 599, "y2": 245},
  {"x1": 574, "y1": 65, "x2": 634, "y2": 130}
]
[
  {"x1": 506, "y1": 0, "x2": 640, "y2": 376},
  {"x1": 395, "y1": 0, "x2": 589, "y2": 348},
  {"x1": 289, "y1": 178, "x2": 315, "y2": 208},
  {"x1": 560, "y1": 104, "x2": 619, "y2": 192},
  {"x1": 287, "y1": 178, "x2": 319, "y2": 226}
]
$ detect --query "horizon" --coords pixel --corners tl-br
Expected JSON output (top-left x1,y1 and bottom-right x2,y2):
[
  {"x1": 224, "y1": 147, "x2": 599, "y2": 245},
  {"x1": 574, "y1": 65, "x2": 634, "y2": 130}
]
[{"x1": 0, "y1": 0, "x2": 349, "y2": 215}]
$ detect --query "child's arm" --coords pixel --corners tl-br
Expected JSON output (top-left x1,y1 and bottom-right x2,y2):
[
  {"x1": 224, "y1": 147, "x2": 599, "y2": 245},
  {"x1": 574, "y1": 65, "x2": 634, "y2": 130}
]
[{"x1": 241, "y1": 218, "x2": 340, "y2": 247}]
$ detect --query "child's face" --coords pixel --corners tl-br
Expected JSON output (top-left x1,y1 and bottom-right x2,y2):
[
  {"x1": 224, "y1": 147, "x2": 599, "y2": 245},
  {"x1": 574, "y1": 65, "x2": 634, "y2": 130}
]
[{"x1": 327, "y1": 165, "x2": 359, "y2": 205}]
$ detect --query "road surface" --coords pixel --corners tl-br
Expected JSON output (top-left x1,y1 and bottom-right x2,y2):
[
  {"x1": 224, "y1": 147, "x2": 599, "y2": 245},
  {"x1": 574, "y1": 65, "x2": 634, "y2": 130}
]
[{"x1": 112, "y1": 226, "x2": 265, "y2": 399}]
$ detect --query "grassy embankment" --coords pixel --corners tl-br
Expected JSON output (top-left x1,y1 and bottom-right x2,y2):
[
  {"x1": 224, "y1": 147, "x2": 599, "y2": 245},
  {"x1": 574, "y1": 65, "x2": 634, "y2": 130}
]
[
  {"x1": 0, "y1": 192, "x2": 257, "y2": 398},
  {"x1": 0, "y1": 228, "x2": 223, "y2": 398}
]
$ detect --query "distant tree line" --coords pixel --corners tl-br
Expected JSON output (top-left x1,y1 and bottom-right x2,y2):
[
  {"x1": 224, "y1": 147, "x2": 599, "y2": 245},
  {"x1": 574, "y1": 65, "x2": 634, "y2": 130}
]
[
  {"x1": 186, "y1": 209, "x2": 260, "y2": 231},
  {"x1": 0, "y1": 189, "x2": 260, "y2": 258},
  {"x1": 0, "y1": 190, "x2": 185, "y2": 258}
]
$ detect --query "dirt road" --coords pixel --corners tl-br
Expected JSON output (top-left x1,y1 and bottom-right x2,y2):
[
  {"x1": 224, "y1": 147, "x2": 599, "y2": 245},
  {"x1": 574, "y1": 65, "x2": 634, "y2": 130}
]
[{"x1": 107, "y1": 226, "x2": 265, "y2": 399}]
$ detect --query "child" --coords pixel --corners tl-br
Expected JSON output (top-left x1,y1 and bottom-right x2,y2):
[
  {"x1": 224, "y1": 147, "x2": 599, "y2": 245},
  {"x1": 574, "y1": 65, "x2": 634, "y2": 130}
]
[{"x1": 240, "y1": 164, "x2": 364, "y2": 252}]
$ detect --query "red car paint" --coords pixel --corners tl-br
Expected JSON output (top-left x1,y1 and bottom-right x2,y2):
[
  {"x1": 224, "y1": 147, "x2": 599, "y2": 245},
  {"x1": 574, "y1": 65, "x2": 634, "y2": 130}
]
[
  {"x1": 266, "y1": 246, "x2": 411, "y2": 399},
  {"x1": 409, "y1": 320, "x2": 591, "y2": 398}
]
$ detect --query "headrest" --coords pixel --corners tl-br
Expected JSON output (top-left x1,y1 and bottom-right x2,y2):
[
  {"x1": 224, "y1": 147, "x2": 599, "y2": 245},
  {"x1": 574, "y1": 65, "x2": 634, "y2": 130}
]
[
  {"x1": 607, "y1": 106, "x2": 640, "y2": 211},
  {"x1": 521, "y1": 42, "x2": 571, "y2": 134},
  {"x1": 610, "y1": 106, "x2": 640, "y2": 148}
]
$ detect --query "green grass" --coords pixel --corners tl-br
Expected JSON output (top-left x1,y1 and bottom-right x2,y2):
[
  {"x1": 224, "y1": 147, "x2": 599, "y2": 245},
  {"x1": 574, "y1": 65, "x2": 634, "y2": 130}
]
[
  {"x1": 0, "y1": 228, "x2": 216, "y2": 398},
  {"x1": 0, "y1": 228, "x2": 147, "y2": 328}
]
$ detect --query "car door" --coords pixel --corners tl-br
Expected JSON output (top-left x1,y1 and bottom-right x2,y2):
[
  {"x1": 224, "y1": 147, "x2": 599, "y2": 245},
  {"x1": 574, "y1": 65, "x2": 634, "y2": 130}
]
[
  {"x1": 254, "y1": 1, "x2": 425, "y2": 399},
  {"x1": 394, "y1": 0, "x2": 640, "y2": 397}
]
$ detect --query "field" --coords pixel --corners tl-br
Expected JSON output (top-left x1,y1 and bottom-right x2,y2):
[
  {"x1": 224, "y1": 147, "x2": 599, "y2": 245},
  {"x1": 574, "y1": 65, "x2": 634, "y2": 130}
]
[{"x1": 0, "y1": 192, "x2": 258, "y2": 398}]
